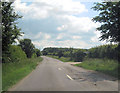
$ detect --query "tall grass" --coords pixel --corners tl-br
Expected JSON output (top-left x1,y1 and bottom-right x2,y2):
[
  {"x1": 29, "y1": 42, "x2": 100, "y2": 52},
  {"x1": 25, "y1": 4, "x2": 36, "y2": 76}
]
[
  {"x1": 2, "y1": 57, "x2": 43, "y2": 91},
  {"x1": 75, "y1": 58, "x2": 119, "y2": 78}
]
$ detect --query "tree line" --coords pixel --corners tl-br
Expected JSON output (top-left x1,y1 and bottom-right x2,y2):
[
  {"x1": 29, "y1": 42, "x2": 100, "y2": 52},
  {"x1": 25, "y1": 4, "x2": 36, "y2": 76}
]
[
  {"x1": 42, "y1": 44, "x2": 119, "y2": 62},
  {"x1": 42, "y1": 47, "x2": 86, "y2": 62},
  {"x1": 88, "y1": 44, "x2": 118, "y2": 60}
]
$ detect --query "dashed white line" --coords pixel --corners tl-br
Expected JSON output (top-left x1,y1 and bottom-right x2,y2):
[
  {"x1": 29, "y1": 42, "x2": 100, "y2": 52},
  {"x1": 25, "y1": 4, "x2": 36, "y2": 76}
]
[
  {"x1": 66, "y1": 75, "x2": 73, "y2": 80},
  {"x1": 58, "y1": 68, "x2": 73, "y2": 80}
]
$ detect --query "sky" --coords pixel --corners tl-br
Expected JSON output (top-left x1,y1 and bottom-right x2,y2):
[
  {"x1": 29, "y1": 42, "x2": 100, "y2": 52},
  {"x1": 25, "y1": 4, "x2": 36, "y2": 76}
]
[{"x1": 13, "y1": 0, "x2": 107, "y2": 50}]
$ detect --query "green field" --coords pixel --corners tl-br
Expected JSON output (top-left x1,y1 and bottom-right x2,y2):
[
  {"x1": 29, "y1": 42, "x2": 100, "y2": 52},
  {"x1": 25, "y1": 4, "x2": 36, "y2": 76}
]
[
  {"x1": 2, "y1": 57, "x2": 43, "y2": 91},
  {"x1": 75, "y1": 58, "x2": 119, "y2": 78}
]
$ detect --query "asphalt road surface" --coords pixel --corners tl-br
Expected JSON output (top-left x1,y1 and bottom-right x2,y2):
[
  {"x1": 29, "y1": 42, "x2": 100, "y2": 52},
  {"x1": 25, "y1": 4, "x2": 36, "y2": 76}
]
[{"x1": 9, "y1": 56, "x2": 118, "y2": 91}]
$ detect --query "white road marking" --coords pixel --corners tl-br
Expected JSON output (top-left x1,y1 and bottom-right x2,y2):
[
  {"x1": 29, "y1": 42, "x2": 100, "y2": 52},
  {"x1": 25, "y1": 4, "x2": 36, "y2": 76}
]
[
  {"x1": 66, "y1": 75, "x2": 73, "y2": 80},
  {"x1": 58, "y1": 68, "x2": 62, "y2": 70}
]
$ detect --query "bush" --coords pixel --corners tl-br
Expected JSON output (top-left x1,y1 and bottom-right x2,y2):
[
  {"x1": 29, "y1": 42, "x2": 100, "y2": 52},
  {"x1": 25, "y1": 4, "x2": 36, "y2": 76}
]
[
  {"x1": 2, "y1": 45, "x2": 27, "y2": 63},
  {"x1": 35, "y1": 49, "x2": 41, "y2": 57},
  {"x1": 72, "y1": 50, "x2": 86, "y2": 62},
  {"x1": 9, "y1": 45, "x2": 27, "y2": 62},
  {"x1": 32, "y1": 53, "x2": 37, "y2": 58}
]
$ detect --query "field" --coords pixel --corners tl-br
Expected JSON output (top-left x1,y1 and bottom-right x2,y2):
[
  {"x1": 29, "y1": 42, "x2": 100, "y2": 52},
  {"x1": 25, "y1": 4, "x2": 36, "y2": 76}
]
[
  {"x1": 2, "y1": 57, "x2": 43, "y2": 91},
  {"x1": 75, "y1": 58, "x2": 119, "y2": 78}
]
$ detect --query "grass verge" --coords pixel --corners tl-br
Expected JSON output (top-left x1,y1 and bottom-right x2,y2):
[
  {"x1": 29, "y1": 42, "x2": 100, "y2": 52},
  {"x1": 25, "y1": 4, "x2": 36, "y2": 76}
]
[
  {"x1": 47, "y1": 55, "x2": 73, "y2": 62},
  {"x1": 75, "y1": 58, "x2": 119, "y2": 79},
  {"x1": 2, "y1": 57, "x2": 43, "y2": 91}
]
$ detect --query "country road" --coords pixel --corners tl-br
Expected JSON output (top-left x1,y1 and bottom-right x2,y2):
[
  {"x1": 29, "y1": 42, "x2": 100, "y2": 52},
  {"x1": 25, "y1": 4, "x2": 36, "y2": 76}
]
[{"x1": 9, "y1": 56, "x2": 118, "y2": 91}]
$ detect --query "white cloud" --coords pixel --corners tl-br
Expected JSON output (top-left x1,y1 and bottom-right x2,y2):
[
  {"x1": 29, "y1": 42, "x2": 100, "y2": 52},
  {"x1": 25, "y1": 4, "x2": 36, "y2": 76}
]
[
  {"x1": 44, "y1": 34, "x2": 51, "y2": 39},
  {"x1": 91, "y1": 31, "x2": 101, "y2": 43},
  {"x1": 58, "y1": 40, "x2": 89, "y2": 48},
  {"x1": 14, "y1": 0, "x2": 98, "y2": 34},
  {"x1": 39, "y1": 0, "x2": 88, "y2": 14},
  {"x1": 30, "y1": 32, "x2": 51, "y2": 40},
  {"x1": 13, "y1": 0, "x2": 87, "y2": 19},
  {"x1": 57, "y1": 25, "x2": 67, "y2": 31},
  {"x1": 13, "y1": 0, "x2": 29, "y2": 14},
  {"x1": 56, "y1": 15, "x2": 100, "y2": 33},
  {"x1": 34, "y1": 32, "x2": 42, "y2": 39},
  {"x1": 57, "y1": 27, "x2": 62, "y2": 31},
  {"x1": 56, "y1": 33, "x2": 66, "y2": 40},
  {"x1": 32, "y1": 40, "x2": 57, "y2": 48},
  {"x1": 72, "y1": 36, "x2": 81, "y2": 39},
  {"x1": 13, "y1": 0, "x2": 50, "y2": 19}
]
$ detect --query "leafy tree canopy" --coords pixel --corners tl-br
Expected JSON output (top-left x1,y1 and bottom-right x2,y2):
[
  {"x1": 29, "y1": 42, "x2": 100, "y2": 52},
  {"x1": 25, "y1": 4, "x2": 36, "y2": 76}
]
[
  {"x1": 35, "y1": 48, "x2": 41, "y2": 57},
  {"x1": 19, "y1": 39, "x2": 35, "y2": 58},
  {"x1": 92, "y1": 2, "x2": 120, "y2": 43},
  {"x1": 1, "y1": 2, "x2": 22, "y2": 51}
]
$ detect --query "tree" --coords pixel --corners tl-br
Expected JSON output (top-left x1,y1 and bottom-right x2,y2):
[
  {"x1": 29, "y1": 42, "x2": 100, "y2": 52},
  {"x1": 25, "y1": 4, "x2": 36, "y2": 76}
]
[
  {"x1": 8, "y1": 45, "x2": 27, "y2": 62},
  {"x1": 35, "y1": 49, "x2": 41, "y2": 57},
  {"x1": 2, "y1": 2, "x2": 22, "y2": 52},
  {"x1": 92, "y1": 2, "x2": 120, "y2": 43},
  {"x1": 57, "y1": 50, "x2": 63, "y2": 58},
  {"x1": 1, "y1": 2, "x2": 22, "y2": 62},
  {"x1": 42, "y1": 50, "x2": 48, "y2": 55},
  {"x1": 92, "y1": 2, "x2": 120, "y2": 62},
  {"x1": 70, "y1": 48, "x2": 73, "y2": 61},
  {"x1": 87, "y1": 44, "x2": 118, "y2": 60},
  {"x1": 73, "y1": 50, "x2": 86, "y2": 62},
  {"x1": 19, "y1": 39, "x2": 35, "y2": 58}
]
